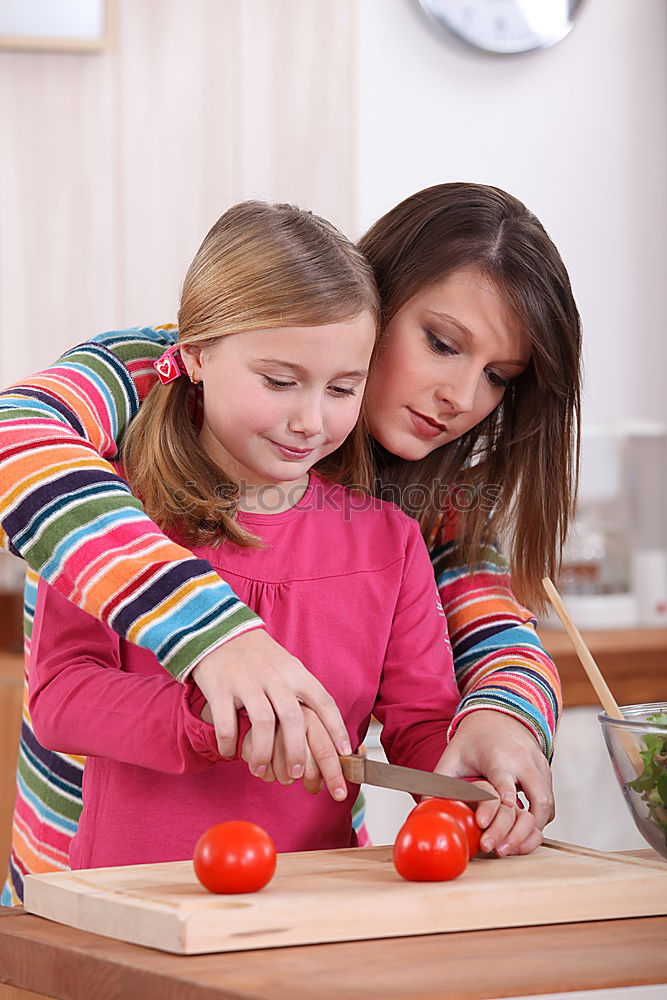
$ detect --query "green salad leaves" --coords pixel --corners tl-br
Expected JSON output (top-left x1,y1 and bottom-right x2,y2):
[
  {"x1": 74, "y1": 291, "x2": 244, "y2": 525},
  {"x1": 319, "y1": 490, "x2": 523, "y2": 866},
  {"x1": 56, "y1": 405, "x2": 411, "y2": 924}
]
[{"x1": 629, "y1": 711, "x2": 667, "y2": 847}]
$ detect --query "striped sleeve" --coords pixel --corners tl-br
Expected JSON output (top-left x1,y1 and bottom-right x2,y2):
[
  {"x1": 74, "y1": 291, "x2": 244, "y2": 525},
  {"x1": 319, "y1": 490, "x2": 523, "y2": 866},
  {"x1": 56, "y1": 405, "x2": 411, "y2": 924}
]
[
  {"x1": 431, "y1": 538, "x2": 561, "y2": 760},
  {"x1": 0, "y1": 326, "x2": 263, "y2": 682}
]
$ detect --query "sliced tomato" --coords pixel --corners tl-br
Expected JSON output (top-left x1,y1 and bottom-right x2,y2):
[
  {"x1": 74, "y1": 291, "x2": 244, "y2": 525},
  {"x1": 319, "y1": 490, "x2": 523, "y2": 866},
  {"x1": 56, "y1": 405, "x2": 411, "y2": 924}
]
[
  {"x1": 393, "y1": 812, "x2": 468, "y2": 882},
  {"x1": 409, "y1": 798, "x2": 482, "y2": 858}
]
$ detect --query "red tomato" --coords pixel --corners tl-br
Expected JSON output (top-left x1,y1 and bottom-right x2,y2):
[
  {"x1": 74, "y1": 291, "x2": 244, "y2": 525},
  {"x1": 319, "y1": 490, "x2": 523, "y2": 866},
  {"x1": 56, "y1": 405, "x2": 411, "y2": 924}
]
[
  {"x1": 193, "y1": 821, "x2": 276, "y2": 894},
  {"x1": 393, "y1": 812, "x2": 468, "y2": 882},
  {"x1": 409, "y1": 798, "x2": 482, "y2": 859}
]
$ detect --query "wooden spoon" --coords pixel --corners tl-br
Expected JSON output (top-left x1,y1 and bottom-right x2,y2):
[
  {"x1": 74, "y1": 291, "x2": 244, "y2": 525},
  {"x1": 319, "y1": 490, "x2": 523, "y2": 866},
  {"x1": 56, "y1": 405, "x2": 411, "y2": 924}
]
[{"x1": 542, "y1": 577, "x2": 643, "y2": 775}]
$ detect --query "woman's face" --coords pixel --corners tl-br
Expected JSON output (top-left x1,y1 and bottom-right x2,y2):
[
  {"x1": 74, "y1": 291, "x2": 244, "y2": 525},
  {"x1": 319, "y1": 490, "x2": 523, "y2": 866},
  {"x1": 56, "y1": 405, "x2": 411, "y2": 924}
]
[{"x1": 364, "y1": 266, "x2": 531, "y2": 461}]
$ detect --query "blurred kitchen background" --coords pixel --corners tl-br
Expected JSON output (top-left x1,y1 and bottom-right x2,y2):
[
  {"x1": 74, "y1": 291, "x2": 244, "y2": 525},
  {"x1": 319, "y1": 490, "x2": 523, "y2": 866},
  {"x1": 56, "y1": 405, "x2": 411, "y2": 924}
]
[{"x1": 0, "y1": 0, "x2": 666, "y2": 866}]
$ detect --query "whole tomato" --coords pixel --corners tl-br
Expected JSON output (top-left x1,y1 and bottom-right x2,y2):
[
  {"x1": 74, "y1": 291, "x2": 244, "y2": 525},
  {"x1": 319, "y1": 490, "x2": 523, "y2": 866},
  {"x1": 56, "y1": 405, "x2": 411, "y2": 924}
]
[
  {"x1": 409, "y1": 798, "x2": 482, "y2": 859},
  {"x1": 193, "y1": 821, "x2": 276, "y2": 894},
  {"x1": 393, "y1": 812, "x2": 468, "y2": 882}
]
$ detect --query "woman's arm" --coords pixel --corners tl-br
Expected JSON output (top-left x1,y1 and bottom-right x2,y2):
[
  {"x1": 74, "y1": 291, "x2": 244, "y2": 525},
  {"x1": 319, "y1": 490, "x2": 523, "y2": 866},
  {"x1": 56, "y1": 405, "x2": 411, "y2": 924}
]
[
  {"x1": 0, "y1": 327, "x2": 260, "y2": 680},
  {"x1": 431, "y1": 535, "x2": 558, "y2": 852},
  {"x1": 28, "y1": 576, "x2": 222, "y2": 775},
  {"x1": 372, "y1": 517, "x2": 459, "y2": 772},
  {"x1": 432, "y1": 537, "x2": 561, "y2": 757},
  {"x1": 0, "y1": 327, "x2": 351, "y2": 773}
]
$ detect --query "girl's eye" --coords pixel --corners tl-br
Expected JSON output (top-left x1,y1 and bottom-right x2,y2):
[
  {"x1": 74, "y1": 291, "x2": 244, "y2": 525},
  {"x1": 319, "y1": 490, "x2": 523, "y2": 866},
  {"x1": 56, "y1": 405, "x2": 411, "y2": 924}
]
[
  {"x1": 486, "y1": 370, "x2": 510, "y2": 389},
  {"x1": 425, "y1": 330, "x2": 457, "y2": 356},
  {"x1": 263, "y1": 376, "x2": 294, "y2": 390}
]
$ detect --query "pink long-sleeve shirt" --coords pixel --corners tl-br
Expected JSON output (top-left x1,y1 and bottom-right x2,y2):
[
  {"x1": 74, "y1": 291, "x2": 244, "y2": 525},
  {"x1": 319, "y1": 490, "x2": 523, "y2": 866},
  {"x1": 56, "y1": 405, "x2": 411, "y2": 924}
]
[{"x1": 29, "y1": 473, "x2": 458, "y2": 870}]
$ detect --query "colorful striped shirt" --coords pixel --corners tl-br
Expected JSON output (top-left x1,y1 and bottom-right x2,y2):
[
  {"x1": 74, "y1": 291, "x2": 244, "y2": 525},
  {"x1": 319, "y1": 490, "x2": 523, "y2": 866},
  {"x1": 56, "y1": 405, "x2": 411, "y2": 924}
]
[{"x1": 0, "y1": 327, "x2": 560, "y2": 904}]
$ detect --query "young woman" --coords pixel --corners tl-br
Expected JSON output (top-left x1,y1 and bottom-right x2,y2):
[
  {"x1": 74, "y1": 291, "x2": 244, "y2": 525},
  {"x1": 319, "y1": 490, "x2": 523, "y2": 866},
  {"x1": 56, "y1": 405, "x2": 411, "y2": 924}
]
[{"x1": 0, "y1": 183, "x2": 580, "y2": 903}]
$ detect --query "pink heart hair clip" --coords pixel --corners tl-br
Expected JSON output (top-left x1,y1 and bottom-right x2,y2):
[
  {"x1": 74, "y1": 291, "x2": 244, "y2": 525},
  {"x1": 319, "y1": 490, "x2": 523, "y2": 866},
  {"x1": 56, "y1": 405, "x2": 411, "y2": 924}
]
[{"x1": 153, "y1": 345, "x2": 187, "y2": 384}]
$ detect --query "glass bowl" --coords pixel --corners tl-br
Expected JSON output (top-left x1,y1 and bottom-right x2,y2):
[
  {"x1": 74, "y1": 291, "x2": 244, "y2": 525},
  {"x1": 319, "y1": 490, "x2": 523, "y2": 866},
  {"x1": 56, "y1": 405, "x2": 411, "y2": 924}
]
[{"x1": 599, "y1": 702, "x2": 667, "y2": 860}]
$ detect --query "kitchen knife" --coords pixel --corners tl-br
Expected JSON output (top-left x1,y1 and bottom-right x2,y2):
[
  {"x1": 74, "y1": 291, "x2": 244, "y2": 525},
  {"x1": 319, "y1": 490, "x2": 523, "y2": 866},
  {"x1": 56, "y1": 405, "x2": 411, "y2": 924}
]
[{"x1": 338, "y1": 754, "x2": 496, "y2": 803}]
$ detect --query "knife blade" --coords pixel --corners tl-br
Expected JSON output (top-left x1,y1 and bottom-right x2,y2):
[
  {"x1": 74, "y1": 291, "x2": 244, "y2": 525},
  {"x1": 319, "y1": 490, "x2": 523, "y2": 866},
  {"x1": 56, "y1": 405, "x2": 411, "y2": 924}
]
[{"x1": 338, "y1": 754, "x2": 496, "y2": 803}]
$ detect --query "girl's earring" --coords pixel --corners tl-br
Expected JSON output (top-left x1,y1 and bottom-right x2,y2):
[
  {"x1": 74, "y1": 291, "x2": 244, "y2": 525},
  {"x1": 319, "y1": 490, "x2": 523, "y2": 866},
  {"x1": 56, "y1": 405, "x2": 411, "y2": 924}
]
[{"x1": 190, "y1": 370, "x2": 200, "y2": 386}]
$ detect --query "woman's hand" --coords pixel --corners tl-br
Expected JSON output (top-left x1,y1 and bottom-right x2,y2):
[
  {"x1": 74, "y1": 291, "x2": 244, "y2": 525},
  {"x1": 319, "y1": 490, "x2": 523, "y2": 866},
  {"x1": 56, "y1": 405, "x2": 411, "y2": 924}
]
[
  {"x1": 240, "y1": 705, "x2": 349, "y2": 802},
  {"x1": 192, "y1": 629, "x2": 352, "y2": 779},
  {"x1": 434, "y1": 710, "x2": 554, "y2": 855}
]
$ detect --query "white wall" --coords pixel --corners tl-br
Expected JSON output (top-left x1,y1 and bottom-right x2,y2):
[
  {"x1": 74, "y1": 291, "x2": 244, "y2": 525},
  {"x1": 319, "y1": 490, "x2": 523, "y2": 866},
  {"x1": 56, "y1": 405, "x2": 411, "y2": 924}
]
[
  {"x1": 355, "y1": 0, "x2": 667, "y2": 427},
  {"x1": 0, "y1": 0, "x2": 356, "y2": 384}
]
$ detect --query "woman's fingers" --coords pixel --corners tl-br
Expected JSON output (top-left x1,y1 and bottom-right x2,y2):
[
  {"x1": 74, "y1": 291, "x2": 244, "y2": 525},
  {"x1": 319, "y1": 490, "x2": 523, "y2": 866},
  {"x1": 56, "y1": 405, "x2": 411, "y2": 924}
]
[
  {"x1": 191, "y1": 629, "x2": 350, "y2": 775},
  {"x1": 203, "y1": 689, "x2": 238, "y2": 759}
]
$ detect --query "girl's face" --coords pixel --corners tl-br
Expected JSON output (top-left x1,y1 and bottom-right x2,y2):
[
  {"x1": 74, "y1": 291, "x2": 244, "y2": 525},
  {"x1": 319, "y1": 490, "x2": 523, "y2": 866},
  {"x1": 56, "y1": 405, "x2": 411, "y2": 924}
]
[
  {"x1": 181, "y1": 313, "x2": 376, "y2": 499},
  {"x1": 364, "y1": 266, "x2": 531, "y2": 461}
]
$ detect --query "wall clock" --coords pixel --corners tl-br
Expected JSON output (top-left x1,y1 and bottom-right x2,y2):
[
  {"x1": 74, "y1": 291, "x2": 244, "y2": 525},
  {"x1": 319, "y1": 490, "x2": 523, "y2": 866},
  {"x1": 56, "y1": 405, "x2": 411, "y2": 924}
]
[{"x1": 416, "y1": 1, "x2": 586, "y2": 55}]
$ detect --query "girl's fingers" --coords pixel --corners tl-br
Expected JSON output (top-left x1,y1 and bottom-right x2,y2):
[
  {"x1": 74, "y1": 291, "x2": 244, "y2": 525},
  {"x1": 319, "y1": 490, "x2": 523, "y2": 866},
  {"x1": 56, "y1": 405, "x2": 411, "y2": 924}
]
[
  {"x1": 515, "y1": 826, "x2": 544, "y2": 855},
  {"x1": 237, "y1": 692, "x2": 278, "y2": 776},
  {"x1": 518, "y1": 762, "x2": 555, "y2": 830},
  {"x1": 303, "y1": 709, "x2": 348, "y2": 802},
  {"x1": 473, "y1": 773, "x2": 515, "y2": 831},
  {"x1": 494, "y1": 810, "x2": 539, "y2": 855},
  {"x1": 297, "y1": 674, "x2": 352, "y2": 757},
  {"x1": 478, "y1": 802, "x2": 518, "y2": 854},
  {"x1": 266, "y1": 689, "x2": 308, "y2": 780},
  {"x1": 302, "y1": 743, "x2": 325, "y2": 795},
  {"x1": 269, "y1": 732, "x2": 290, "y2": 786},
  {"x1": 241, "y1": 729, "x2": 274, "y2": 782},
  {"x1": 260, "y1": 761, "x2": 277, "y2": 783}
]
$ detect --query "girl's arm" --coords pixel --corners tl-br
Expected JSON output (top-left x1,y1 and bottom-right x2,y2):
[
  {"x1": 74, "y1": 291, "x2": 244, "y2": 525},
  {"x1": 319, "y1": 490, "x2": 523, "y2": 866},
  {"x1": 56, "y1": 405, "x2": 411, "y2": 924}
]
[
  {"x1": 0, "y1": 327, "x2": 350, "y2": 773},
  {"x1": 28, "y1": 576, "x2": 222, "y2": 775}
]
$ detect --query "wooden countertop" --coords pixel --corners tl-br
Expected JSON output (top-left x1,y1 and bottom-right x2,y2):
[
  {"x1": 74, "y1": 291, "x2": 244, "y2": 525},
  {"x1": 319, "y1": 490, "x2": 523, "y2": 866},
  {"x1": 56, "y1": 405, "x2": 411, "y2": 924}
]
[{"x1": 0, "y1": 906, "x2": 666, "y2": 1000}]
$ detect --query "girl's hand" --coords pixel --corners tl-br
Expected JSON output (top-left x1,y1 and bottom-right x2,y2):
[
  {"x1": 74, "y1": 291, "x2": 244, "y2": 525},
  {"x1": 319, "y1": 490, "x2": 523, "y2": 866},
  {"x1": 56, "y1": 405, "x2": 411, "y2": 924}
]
[
  {"x1": 433, "y1": 710, "x2": 554, "y2": 855},
  {"x1": 192, "y1": 629, "x2": 352, "y2": 779},
  {"x1": 456, "y1": 777, "x2": 543, "y2": 856},
  {"x1": 240, "y1": 706, "x2": 349, "y2": 802}
]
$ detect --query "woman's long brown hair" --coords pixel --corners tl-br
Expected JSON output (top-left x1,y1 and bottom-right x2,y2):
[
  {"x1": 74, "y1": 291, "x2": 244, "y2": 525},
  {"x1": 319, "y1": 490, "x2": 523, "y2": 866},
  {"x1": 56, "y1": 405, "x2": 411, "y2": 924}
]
[
  {"x1": 122, "y1": 201, "x2": 379, "y2": 549},
  {"x1": 358, "y1": 182, "x2": 582, "y2": 610}
]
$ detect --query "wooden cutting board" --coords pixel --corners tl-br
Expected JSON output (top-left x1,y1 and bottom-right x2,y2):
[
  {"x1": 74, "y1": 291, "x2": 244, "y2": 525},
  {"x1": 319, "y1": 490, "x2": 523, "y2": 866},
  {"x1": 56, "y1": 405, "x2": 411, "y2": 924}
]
[{"x1": 23, "y1": 839, "x2": 667, "y2": 956}]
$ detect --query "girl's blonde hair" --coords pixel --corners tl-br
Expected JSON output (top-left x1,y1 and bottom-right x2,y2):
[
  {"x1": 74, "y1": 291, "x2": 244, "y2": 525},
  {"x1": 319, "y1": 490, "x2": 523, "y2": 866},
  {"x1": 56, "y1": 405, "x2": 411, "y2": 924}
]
[{"x1": 122, "y1": 201, "x2": 380, "y2": 548}]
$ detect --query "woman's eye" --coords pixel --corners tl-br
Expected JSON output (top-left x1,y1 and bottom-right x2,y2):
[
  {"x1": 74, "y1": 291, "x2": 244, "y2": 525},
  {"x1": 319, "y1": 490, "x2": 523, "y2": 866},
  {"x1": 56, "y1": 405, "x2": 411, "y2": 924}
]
[
  {"x1": 486, "y1": 370, "x2": 510, "y2": 389},
  {"x1": 329, "y1": 386, "x2": 357, "y2": 397},
  {"x1": 264, "y1": 376, "x2": 294, "y2": 390},
  {"x1": 425, "y1": 330, "x2": 457, "y2": 356}
]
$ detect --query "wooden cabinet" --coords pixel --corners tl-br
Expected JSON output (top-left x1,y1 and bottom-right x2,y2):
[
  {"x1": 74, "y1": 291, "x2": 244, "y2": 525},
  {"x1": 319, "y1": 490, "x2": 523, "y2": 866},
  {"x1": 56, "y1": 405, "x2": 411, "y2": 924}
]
[
  {"x1": 0, "y1": 653, "x2": 23, "y2": 888},
  {"x1": 542, "y1": 627, "x2": 667, "y2": 706},
  {"x1": 0, "y1": 904, "x2": 666, "y2": 1000}
]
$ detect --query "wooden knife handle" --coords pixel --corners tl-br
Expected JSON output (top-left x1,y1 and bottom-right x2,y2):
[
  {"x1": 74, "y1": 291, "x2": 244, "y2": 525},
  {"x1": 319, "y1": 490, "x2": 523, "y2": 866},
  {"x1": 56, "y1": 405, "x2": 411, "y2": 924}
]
[{"x1": 338, "y1": 754, "x2": 366, "y2": 784}]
